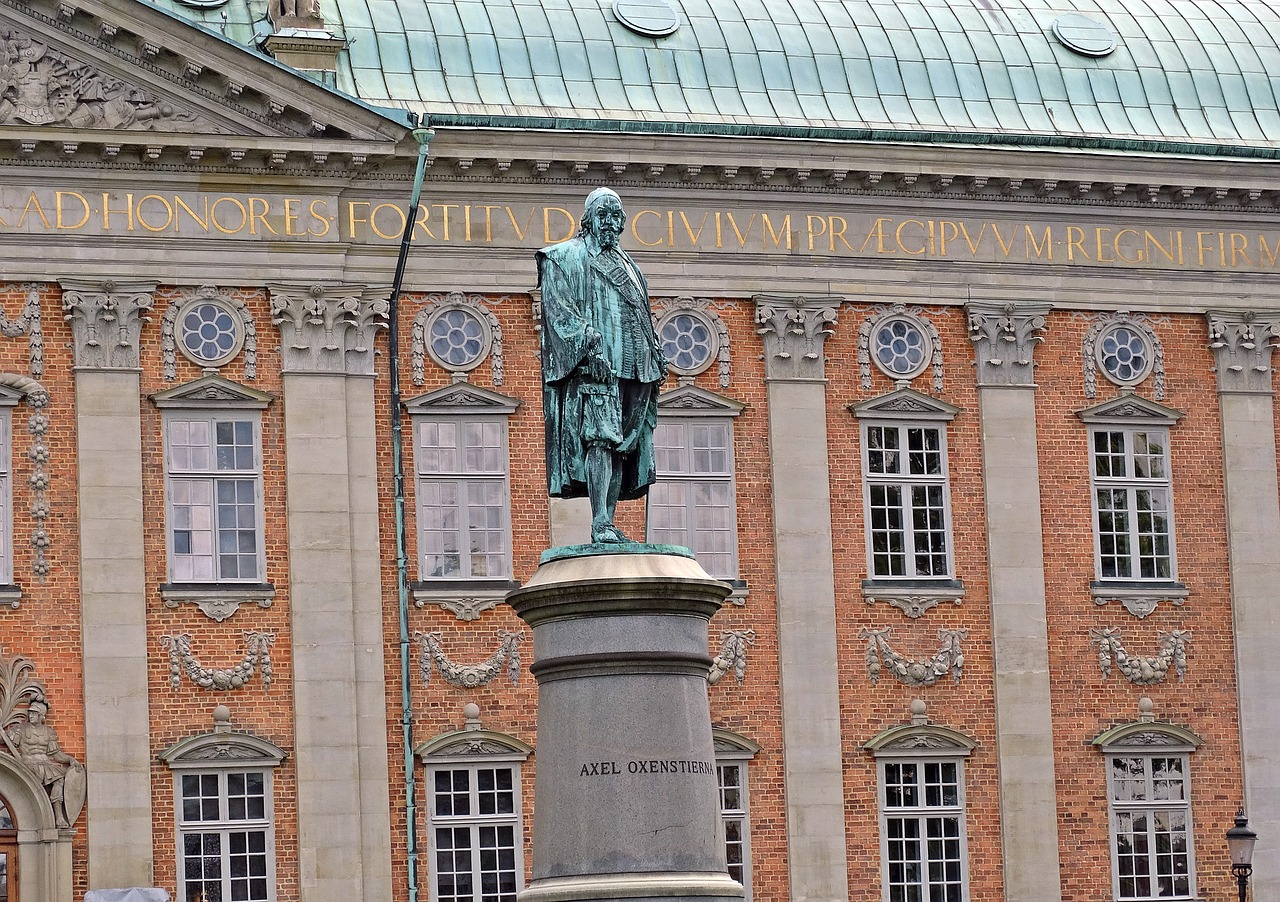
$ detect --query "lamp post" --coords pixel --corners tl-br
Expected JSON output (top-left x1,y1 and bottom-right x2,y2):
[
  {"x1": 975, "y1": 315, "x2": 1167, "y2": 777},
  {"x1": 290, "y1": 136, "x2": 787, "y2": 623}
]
[{"x1": 1226, "y1": 809, "x2": 1257, "y2": 902}]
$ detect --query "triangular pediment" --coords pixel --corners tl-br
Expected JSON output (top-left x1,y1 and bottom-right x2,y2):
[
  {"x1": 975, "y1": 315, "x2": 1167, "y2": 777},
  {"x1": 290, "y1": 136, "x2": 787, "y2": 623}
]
[
  {"x1": 0, "y1": 0, "x2": 407, "y2": 165},
  {"x1": 658, "y1": 385, "x2": 745, "y2": 416},
  {"x1": 405, "y1": 383, "x2": 521, "y2": 415},
  {"x1": 151, "y1": 373, "x2": 272, "y2": 408},
  {"x1": 850, "y1": 387, "x2": 960, "y2": 422},
  {"x1": 1076, "y1": 393, "x2": 1184, "y2": 425}
]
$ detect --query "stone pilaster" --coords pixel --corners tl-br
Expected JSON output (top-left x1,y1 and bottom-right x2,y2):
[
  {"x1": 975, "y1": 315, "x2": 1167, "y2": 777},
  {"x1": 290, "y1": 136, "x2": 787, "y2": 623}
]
[
  {"x1": 269, "y1": 284, "x2": 393, "y2": 902},
  {"x1": 62, "y1": 279, "x2": 157, "y2": 888},
  {"x1": 966, "y1": 302, "x2": 1063, "y2": 902},
  {"x1": 753, "y1": 294, "x2": 848, "y2": 902},
  {"x1": 1206, "y1": 310, "x2": 1280, "y2": 895}
]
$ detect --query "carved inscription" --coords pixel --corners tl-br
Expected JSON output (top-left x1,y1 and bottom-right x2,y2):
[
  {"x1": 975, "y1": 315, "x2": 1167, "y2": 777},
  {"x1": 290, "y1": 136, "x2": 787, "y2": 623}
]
[
  {"x1": 2, "y1": 190, "x2": 1279, "y2": 272},
  {"x1": 578, "y1": 758, "x2": 715, "y2": 777}
]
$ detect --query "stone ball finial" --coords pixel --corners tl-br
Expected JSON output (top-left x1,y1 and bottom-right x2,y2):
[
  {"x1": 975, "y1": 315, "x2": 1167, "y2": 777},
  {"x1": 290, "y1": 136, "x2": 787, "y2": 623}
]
[
  {"x1": 1138, "y1": 696, "x2": 1155, "y2": 721},
  {"x1": 463, "y1": 703, "x2": 481, "y2": 731},
  {"x1": 910, "y1": 697, "x2": 928, "y2": 724},
  {"x1": 213, "y1": 704, "x2": 232, "y2": 733}
]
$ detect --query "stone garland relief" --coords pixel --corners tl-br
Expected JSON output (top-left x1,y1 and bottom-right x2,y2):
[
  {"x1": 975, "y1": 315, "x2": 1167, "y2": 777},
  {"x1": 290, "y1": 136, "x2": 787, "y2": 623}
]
[
  {"x1": 1080, "y1": 310, "x2": 1167, "y2": 400},
  {"x1": 415, "y1": 630, "x2": 524, "y2": 689},
  {"x1": 0, "y1": 647, "x2": 86, "y2": 828},
  {"x1": 0, "y1": 286, "x2": 50, "y2": 587},
  {"x1": 861, "y1": 627, "x2": 968, "y2": 687},
  {"x1": 707, "y1": 629, "x2": 755, "y2": 686},
  {"x1": 411, "y1": 292, "x2": 505, "y2": 386},
  {"x1": 161, "y1": 286, "x2": 258, "y2": 381},
  {"x1": 858, "y1": 304, "x2": 945, "y2": 393},
  {"x1": 0, "y1": 27, "x2": 209, "y2": 131},
  {"x1": 160, "y1": 631, "x2": 276, "y2": 690},
  {"x1": 1090, "y1": 627, "x2": 1190, "y2": 685}
]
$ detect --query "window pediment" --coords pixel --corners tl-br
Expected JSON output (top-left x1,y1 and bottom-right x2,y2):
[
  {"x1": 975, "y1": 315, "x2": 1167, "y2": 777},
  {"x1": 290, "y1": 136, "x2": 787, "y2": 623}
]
[
  {"x1": 161, "y1": 731, "x2": 286, "y2": 769},
  {"x1": 151, "y1": 374, "x2": 272, "y2": 409},
  {"x1": 658, "y1": 386, "x2": 745, "y2": 417},
  {"x1": 1076, "y1": 393, "x2": 1183, "y2": 426},
  {"x1": 0, "y1": 383, "x2": 24, "y2": 408},
  {"x1": 416, "y1": 728, "x2": 532, "y2": 763},
  {"x1": 850, "y1": 387, "x2": 959, "y2": 422},
  {"x1": 865, "y1": 723, "x2": 977, "y2": 757},
  {"x1": 712, "y1": 727, "x2": 761, "y2": 759},
  {"x1": 404, "y1": 383, "x2": 521, "y2": 415},
  {"x1": 1092, "y1": 720, "x2": 1202, "y2": 752}
]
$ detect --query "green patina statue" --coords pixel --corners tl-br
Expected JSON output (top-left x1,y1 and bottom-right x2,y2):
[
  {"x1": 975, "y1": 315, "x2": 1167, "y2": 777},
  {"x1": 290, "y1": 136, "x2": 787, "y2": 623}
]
[{"x1": 536, "y1": 188, "x2": 666, "y2": 544}]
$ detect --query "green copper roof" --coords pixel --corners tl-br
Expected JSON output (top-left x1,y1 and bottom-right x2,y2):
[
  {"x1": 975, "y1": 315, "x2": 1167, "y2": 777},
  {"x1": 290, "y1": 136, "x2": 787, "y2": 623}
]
[{"x1": 151, "y1": 0, "x2": 1280, "y2": 156}]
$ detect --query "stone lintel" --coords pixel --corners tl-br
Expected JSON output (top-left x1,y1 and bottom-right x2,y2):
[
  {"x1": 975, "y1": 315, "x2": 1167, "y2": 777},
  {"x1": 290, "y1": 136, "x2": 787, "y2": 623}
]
[
  {"x1": 966, "y1": 302, "x2": 1051, "y2": 387},
  {"x1": 753, "y1": 294, "x2": 841, "y2": 381},
  {"x1": 1206, "y1": 310, "x2": 1280, "y2": 394}
]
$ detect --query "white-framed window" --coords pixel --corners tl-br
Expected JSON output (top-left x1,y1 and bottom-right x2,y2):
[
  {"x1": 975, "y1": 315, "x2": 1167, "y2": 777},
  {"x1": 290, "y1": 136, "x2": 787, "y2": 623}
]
[
  {"x1": 648, "y1": 388, "x2": 744, "y2": 580},
  {"x1": 713, "y1": 728, "x2": 759, "y2": 900},
  {"x1": 407, "y1": 385, "x2": 519, "y2": 583},
  {"x1": 154, "y1": 377, "x2": 273, "y2": 586},
  {"x1": 866, "y1": 710, "x2": 976, "y2": 902},
  {"x1": 863, "y1": 422, "x2": 952, "y2": 579},
  {"x1": 160, "y1": 712, "x2": 285, "y2": 902},
  {"x1": 1090, "y1": 427, "x2": 1174, "y2": 581},
  {"x1": 417, "y1": 720, "x2": 532, "y2": 902},
  {"x1": 1093, "y1": 718, "x2": 1201, "y2": 902},
  {"x1": 1077, "y1": 395, "x2": 1184, "y2": 591}
]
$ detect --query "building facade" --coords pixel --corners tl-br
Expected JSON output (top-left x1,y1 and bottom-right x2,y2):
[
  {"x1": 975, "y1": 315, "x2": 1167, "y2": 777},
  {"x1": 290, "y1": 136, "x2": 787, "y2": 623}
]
[{"x1": 0, "y1": 1, "x2": 1278, "y2": 902}]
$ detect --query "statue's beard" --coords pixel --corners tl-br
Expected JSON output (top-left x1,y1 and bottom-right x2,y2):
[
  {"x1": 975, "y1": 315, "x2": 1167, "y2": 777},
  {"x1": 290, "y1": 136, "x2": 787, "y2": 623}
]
[{"x1": 596, "y1": 229, "x2": 620, "y2": 249}]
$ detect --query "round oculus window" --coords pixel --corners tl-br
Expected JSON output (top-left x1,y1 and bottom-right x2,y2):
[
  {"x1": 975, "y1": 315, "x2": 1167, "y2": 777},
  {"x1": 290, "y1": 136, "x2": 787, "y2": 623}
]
[
  {"x1": 426, "y1": 307, "x2": 490, "y2": 372},
  {"x1": 658, "y1": 310, "x2": 717, "y2": 375},
  {"x1": 871, "y1": 317, "x2": 932, "y2": 380},
  {"x1": 1097, "y1": 324, "x2": 1153, "y2": 385},
  {"x1": 178, "y1": 300, "x2": 244, "y2": 368}
]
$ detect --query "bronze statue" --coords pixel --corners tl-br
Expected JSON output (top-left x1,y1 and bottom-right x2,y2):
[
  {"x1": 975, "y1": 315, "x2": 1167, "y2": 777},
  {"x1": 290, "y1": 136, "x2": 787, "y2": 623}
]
[{"x1": 536, "y1": 188, "x2": 666, "y2": 544}]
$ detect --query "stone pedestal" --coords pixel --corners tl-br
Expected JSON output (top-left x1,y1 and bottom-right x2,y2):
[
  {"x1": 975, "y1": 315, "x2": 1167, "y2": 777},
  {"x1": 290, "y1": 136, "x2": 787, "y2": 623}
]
[{"x1": 507, "y1": 547, "x2": 743, "y2": 902}]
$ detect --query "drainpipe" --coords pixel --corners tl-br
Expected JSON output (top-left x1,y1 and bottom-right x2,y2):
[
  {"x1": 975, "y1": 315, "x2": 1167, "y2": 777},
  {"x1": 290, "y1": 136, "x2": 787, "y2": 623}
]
[{"x1": 388, "y1": 119, "x2": 432, "y2": 902}]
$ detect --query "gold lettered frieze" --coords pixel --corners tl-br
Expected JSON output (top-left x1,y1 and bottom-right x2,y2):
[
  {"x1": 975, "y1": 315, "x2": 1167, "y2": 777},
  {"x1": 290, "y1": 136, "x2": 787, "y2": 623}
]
[{"x1": 3, "y1": 187, "x2": 1279, "y2": 273}]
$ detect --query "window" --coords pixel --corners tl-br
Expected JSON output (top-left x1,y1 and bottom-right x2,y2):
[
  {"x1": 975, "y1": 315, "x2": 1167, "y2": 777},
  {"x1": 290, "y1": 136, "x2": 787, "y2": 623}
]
[
  {"x1": 1094, "y1": 718, "x2": 1201, "y2": 902},
  {"x1": 165, "y1": 414, "x2": 263, "y2": 582},
  {"x1": 648, "y1": 388, "x2": 744, "y2": 581},
  {"x1": 863, "y1": 422, "x2": 952, "y2": 579},
  {"x1": 1090, "y1": 428, "x2": 1174, "y2": 581},
  {"x1": 161, "y1": 713, "x2": 285, "y2": 902},
  {"x1": 417, "y1": 721, "x2": 531, "y2": 902},
  {"x1": 712, "y1": 729, "x2": 759, "y2": 900},
  {"x1": 879, "y1": 760, "x2": 967, "y2": 902},
  {"x1": 417, "y1": 418, "x2": 511, "y2": 580}
]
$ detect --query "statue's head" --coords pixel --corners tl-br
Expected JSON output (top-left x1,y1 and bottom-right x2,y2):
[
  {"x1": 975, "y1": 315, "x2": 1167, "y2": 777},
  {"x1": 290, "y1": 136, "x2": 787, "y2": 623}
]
[
  {"x1": 580, "y1": 188, "x2": 626, "y2": 251},
  {"x1": 27, "y1": 698, "x2": 48, "y2": 722}
]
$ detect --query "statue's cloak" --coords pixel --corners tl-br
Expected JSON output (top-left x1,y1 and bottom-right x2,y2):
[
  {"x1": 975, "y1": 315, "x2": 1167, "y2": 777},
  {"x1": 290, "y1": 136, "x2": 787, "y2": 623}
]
[{"x1": 536, "y1": 236, "x2": 663, "y2": 501}]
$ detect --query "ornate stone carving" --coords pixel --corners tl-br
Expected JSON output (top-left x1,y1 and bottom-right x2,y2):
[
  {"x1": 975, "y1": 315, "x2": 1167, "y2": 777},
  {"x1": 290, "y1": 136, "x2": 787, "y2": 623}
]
[
  {"x1": 1090, "y1": 582, "x2": 1188, "y2": 618},
  {"x1": 0, "y1": 286, "x2": 45, "y2": 378},
  {"x1": 161, "y1": 286, "x2": 258, "y2": 381},
  {"x1": 654, "y1": 297, "x2": 732, "y2": 388},
  {"x1": 0, "y1": 373, "x2": 55, "y2": 582},
  {"x1": 753, "y1": 294, "x2": 840, "y2": 381},
  {"x1": 411, "y1": 292, "x2": 504, "y2": 386},
  {"x1": 861, "y1": 581, "x2": 964, "y2": 618},
  {"x1": 415, "y1": 630, "x2": 524, "y2": 689},
  {"x1": 1205, "y1": 310, "x2": 1280, "y2": 394},
  {"x1": 858, "y1": 304, "x2": 944, "y2": 393},
  {"x1": 160, "y1": 632, "x2": 276, "y2": 690},
  {"x1": 60, "y1": 280, "x2": 155, "y2": 369},
  {"x1": 707, "y1": 629, "x2": 754, "y2": 686},
  {"x1": 1090, "y1": 627, "x2": 1190, "y2": 685},
  {"x1": 413, "y1": 591, "x2": 504, "y2": 621},
  {"x1": 268, "y1": 284, "x2": 388, "y2": 376},
  {"x1": 1080, "y1": 311, "x2": 1167, "y2": 400},
  {"x1": 861, "y1": 627, "x2": 967, "y2": 686},
  {"x1": 966, "y1": 302, "x2": 1051, "y2": 386},
  {"x1": 161, "y1": 585, "x2": 275, "y2": 621},
  {"x1": 0, "y1": 651, "x2": 85, "y2": 827},
  {"x1": 0, "y1": 27, "x2": 207, "y2": 131},
  {"x1": 267, "y1": 0, "x2": 325, "y2": 31}
]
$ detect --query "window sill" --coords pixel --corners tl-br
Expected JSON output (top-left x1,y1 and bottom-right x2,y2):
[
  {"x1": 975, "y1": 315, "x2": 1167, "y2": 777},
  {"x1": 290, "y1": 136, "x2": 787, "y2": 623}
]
[
  {"x1": 412, "y1": 579, "x2": 520, "y2": 621},
  {"x1": 1091, "y1": 580, "x2": 1188, "y2": 619},
  {"x1": 0, "y1": 584, "x2": 22, "y2": 610},
  {"x1": 160, "y1": 583, "x2": 276, "y2": 622},
  {"x1": 861, "y1": 578, "x2": 964, "y2": 618}
]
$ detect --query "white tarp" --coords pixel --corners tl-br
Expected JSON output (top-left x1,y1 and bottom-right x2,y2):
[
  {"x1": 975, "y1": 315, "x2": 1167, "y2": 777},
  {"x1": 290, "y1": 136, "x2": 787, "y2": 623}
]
[{"x1": 85, "y1": 889, "x2": 170, "y2": 902}]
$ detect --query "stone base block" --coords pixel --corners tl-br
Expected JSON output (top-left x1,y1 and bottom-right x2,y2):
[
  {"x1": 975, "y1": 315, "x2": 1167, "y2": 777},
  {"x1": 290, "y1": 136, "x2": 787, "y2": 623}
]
[{"x1": 518, "y1": 872, "x2": 745, "y2": 902}]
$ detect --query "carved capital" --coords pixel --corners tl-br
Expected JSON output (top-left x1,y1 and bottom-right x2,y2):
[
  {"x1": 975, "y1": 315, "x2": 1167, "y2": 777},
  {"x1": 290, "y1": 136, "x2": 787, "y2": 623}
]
[
  {"x1": 268, "y1": 283, "x2": 388, "y2": 375},
  {"x1": 966, "y1": 302, "x2": 1051, "y2": 387},
  {"x1": 754, "y1": 294, "x2": 841, "y2": 381},
  {"x1": 60, "y1": 280, "x2": 156, "y2": 369},
  {"x1": 1205, "y1": 310, "x2": 1280, "y2": 394}
]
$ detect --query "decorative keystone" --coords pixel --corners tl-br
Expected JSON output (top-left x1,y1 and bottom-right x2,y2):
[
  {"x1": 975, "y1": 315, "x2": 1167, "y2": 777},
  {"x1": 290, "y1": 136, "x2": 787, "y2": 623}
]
[
  {"x1": 966, "y1": 302, "x2": 1051, "y2": 387},
  {"x1": 1206, "y1": 311, "x2": 1280, "y2": 394},
  {"x1": 754, "y1": 294, "x2": 841, "y2": 381},
  {"x1": 61, "y1": 280, "x2": 156, "y2": 369},
  {"x1": 268, "y1": 283, "x2": 388, "y2": 375}
]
